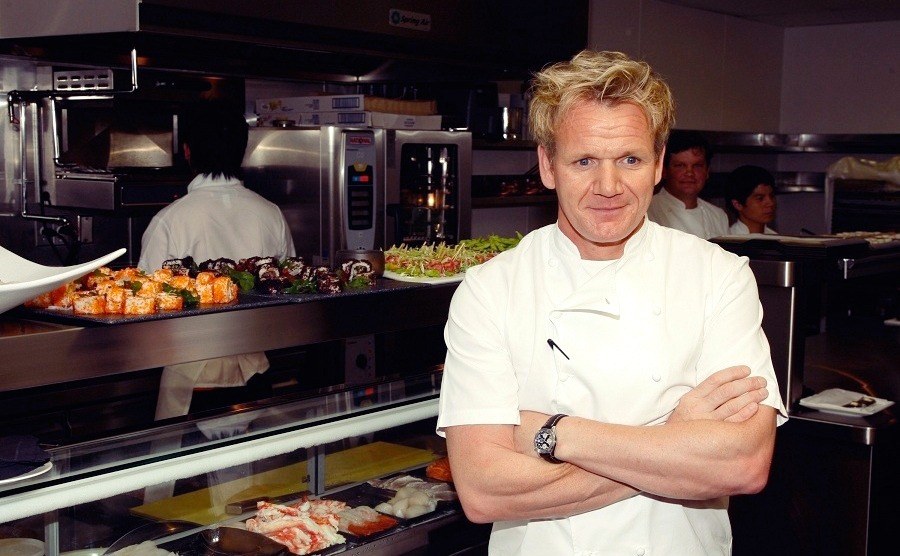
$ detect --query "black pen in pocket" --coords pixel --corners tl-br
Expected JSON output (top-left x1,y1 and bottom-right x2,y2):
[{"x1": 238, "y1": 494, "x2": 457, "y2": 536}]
[{"x1": 547, "y1": 338, "x2": 570, "y2": 360}]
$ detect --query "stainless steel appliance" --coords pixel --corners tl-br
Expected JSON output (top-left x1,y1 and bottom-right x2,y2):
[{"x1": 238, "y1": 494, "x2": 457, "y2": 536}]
[{"x1": 242, "y1": 126, "x2": 471, "y2": 266}]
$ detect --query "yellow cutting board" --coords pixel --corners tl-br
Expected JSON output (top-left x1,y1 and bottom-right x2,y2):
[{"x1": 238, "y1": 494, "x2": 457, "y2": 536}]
[{"x1": 131, "y1": 441, "x2": 436, "y2": 525}]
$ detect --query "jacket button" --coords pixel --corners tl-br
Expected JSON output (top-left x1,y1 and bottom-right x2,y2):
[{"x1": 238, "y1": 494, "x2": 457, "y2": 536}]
[
  {"x1": 652, "y1": 373, "x2": 661, "y2": 382},
  {"x1": 636, "y1": 549, "x2": 646, "y2": 556},
  {"x1": 653, "y1": 306, "x2": 661, "y2": 316}
]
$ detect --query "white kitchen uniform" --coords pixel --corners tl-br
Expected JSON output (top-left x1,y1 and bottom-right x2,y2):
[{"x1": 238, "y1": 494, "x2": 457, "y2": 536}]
[
  {"x1": 647, "y1": 187, "x2": 729, "y2": 239},
  {"x1": 437, "y1": 219, "x2": 786, "y2": 556},
  {"x1": 728, "y1": 220, "x2": 777, "y2": 235},
  {"x1": 139, "y1": 173, "x2": 296, "y2": 419}
]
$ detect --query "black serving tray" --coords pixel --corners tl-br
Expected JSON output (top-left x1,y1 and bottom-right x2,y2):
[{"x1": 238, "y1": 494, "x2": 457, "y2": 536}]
[
  {"x1": 12, "y1": 278, "x2": 430, "y2": 326},
  {"x1": 13, "y1": 291, "x2": 289, "y2": 326}
]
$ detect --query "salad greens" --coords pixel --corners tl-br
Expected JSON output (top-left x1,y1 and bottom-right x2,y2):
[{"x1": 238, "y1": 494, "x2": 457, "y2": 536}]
[{"x1": 384, "y1": 233, "x2": 522, "y2": 278}]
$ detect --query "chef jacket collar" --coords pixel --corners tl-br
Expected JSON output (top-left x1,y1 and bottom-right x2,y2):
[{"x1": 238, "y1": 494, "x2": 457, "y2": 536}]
[
  {"x1": 548, "y1": 218, "x2": 653, "y2": 316},
  {"x1": 550, "y1": 216, "x2": 652, "y2": 263},
  {"x1": 187, "y1": 173, "x2": 243, "y2": 193}
]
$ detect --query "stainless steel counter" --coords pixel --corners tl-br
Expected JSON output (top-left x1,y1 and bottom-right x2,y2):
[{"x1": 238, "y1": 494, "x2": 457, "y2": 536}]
[{"x1": 0, "y1": 281, "x2": 457, "y2": 392}]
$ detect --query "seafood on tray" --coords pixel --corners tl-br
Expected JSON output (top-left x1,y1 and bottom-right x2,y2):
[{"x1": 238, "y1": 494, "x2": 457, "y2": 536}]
[
  {"x1": 373, "y1": 485, "x2": 438, "y2": 519},
  {"x1": 246, "y1": 498, "x2": 347, "y2": 555},
  {"x1": 426, "y1": 456, "x2": 453, "y2": 482},
  {"x1": 164, "y1": 255, "x2": 377, "y2": 295},
  {"x1": 367, "y1": 474, "x2": 457, "y2": 502},
  {"x1": 22, "y1": 254, "x2": 379, "y2": 316},
  {"x1": 336, "y1": 505, "x2": 399, "y2": 537},
  {"x1": 24, "y1": 264, "x2": 237, "y2": 316}
]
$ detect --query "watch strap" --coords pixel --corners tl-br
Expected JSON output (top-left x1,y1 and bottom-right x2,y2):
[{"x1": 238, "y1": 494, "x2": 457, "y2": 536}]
[{"x1": 537, "y1": 413, "x2": 567, "y2": 463}]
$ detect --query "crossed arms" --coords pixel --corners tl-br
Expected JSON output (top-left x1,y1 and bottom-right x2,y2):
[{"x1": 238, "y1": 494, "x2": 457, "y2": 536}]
[{"x1": 444, "y1": 366, "x2": 777, "y2": 524}]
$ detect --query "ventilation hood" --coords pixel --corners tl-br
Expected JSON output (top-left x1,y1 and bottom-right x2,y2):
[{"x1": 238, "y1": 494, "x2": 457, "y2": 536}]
[{"x1": 0, "y1": 0, "x2": 589, "y2": 83}]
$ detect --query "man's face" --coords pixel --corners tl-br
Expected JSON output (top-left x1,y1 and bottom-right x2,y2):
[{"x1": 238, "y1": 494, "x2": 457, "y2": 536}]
[
  {"x1": 538, "y1": 100, "x2": 663, "y2": 260},
  {"x1": 663, "y1": 147, "x2": 710, "y2": 205},
  {"x1": 733, "y1": 184, "x2": 777, "y2": 227}
]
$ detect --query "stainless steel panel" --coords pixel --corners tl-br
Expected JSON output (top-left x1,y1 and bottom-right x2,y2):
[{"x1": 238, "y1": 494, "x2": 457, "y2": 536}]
[
  {"x1": 55, "y1": 176, "x2": 117, "y2": 210},
  {"x1": 243, "y1": 127, "x2": 324, "y2": 262},
  {"x1": 749, "y1": 259, "x2": 806, "y2": 409}
]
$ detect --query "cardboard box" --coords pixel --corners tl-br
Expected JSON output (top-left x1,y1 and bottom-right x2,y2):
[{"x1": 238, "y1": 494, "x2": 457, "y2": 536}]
[
  {"x1": 257, "y1": 110, "x2": 442, "y2": 130},
  {"x1": 257, "y1": 94, "x2": 366, "y2": 114},
  {"x1": 256, "y1": 95, "x2": 438, "y2": 117}
]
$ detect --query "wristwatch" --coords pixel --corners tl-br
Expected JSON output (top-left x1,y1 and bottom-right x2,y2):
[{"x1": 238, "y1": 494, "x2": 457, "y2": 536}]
[{"x1": 533, "y1": 413, "x2": 567, "y2": 463}]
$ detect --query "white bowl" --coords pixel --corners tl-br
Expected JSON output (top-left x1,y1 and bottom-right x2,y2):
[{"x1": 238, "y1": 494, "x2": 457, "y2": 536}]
[{"x1": 0, "y1": 246, "x2": 127, "y2": 314}]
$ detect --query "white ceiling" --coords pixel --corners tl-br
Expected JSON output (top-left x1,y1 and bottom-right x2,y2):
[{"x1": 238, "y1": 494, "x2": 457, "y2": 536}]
[{"x1": 658, "y1": 0, "x2": 900, "y2": 27}]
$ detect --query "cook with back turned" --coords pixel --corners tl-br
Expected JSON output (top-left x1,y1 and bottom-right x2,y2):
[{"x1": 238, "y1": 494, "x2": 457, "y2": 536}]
[
  {"x1": 138, "y1": 100, "x2": 295, "y2": 419},
  {"x1": 436, "y1": 50, "x2": 786, "y2": 555}
]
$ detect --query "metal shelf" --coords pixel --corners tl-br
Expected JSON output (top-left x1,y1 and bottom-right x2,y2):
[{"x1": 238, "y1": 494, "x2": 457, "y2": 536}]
[{"x1": 0, "y1": 282, "x2": 457, "y2": 392}]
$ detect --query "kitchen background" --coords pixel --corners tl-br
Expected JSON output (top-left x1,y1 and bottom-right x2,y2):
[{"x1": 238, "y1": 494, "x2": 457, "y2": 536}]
[{"x1": 0, "y1": 0, "x2": 898, "y2": 263}]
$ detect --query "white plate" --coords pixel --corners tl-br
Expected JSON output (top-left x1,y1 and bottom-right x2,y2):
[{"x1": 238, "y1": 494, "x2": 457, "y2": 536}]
[
  {"x1": 61, "y1": 549, "x2": 107, "y2": 556},
  {"x1": 0, "y1": 461, "x2": 53, "y2": 485},
  {"x1": 799, "y1": 388, "x2": 894, "y2": 417},
  {"x1": 0, "y1": 246, "x2": 126, "y2": 314},
  {"x1": 0, "y1": 538, "x2": 45, "y2": 556},
  {"x1": 383, "y1": 270, "x2": 465, "y2": 284}
]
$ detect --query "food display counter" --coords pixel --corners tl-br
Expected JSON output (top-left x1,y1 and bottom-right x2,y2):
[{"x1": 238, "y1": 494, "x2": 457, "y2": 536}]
[{"x1": 1, "y1": 281, "x2": 489, "y2": 555}]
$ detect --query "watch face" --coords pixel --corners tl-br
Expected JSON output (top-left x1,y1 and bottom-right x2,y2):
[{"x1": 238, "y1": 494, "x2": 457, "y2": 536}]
[{"x1": 534, "y1": 428, "x2": 557, "y2": 454}]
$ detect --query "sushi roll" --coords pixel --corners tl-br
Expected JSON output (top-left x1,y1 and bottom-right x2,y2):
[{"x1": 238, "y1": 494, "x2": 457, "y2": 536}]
[
  {"x1": 134, "y1": 279, "x2": 163, "y2": 298},
  {"x1": 73, "y1": 292, "x2": 105, "y2": 315},
  {"x1": 281, "y1": 256, "x2": 307, "y2": 278},
  {"x1": 199, "y1": 257, "x2": 237, "y2": 274},
  {"x1": 49, "y1": 282, "x2": 78, "y2": 308},
  {"x1": 104, "y1": 286, "x2": 129, "y2": 314},
  {"x1": 212, "y1": 276, "x2": 238, "y2": 303},
  {"x1": 113, "y1": 267, "x2": 144, "y2": 281},
  {"x1": 124, "y1": 295, "x2": 156, "y2": 315},
  {"x1": 162, "y1": 257, "x2": 195, "y2": 276},
  {"x1": 151, "y1": 268, "x2": 174, "y2": 283},
  {"x1": 196, "y1": 282, "x2": 214, "y2": 304},
  {"x1": 25, "y1": 291, "x2": 52, "y2": 308},
  {"x1": 256, "y1": 261, "x2": 281, "y2": 282},
  {"x1": 317, "y1": 273, "x2": 342, "y2": 294},
  {"x1": 156, "y1": 292, "x2": 184, "y2": 311},
  {"x1": 83, "y1": 267, "x2": 114, "y2": 289},
  {"x1": 167, "y1": 275, "x2": 195, "y2": 292}
]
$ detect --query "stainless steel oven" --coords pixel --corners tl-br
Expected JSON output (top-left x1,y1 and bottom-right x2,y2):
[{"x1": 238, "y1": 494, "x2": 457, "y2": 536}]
[{"x1": 242, "y1": 126, "x2": 471, "y2": 266}]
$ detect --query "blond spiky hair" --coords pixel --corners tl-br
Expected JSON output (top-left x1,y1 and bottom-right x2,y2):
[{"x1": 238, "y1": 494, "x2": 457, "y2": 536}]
[{"x1": 528, "y1": 50, "x2": 675, "y2": 158}]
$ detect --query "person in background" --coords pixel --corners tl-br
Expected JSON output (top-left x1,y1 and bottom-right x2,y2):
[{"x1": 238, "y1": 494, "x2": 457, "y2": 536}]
[
  {"x1": 437, "y1": 50, "x2": 786, "y2": 555},
  {"x1": 725, "y1": 165, "x2": 778, "y2": 234},
  {"x1": 647, "y1": 129, "x2": 729, "y2": 239},
  {"x1": 139, "y1": 100, "x2": 295, "y2": 420}
]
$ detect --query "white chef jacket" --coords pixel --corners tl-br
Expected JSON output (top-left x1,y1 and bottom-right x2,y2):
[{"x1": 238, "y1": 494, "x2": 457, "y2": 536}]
[
  {"x1": 728, "y1": 220, "x2": 777, "y2": 235},
  {"x1": 138, "y1": 173, "x2": 295, "y2": 271},
  {"x1": 139, "y1": 173, "x2": 296, "y2": 419},
  {"x1": 647, "y1": 187, "x2": 729, "y2": 240},
  {"x1": 437, "y1": 219, "x2": 786, "y2": 556}
]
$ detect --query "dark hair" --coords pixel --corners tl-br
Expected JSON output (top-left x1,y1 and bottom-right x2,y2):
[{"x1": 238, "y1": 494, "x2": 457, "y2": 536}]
[
  {"x1": 725, "y1": 165, "x2": 776, "y2": 215},
  {"x1": 181, "y1": 101, "x2": 249, "y2": 179},
  {"x1": 663, "y1": 130, "x2": 712, "y2": 166}
]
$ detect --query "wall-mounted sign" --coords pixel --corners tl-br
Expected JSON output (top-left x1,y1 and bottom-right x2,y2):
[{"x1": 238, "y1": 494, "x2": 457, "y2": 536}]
[{"x1": 388, "y1": 8, "x2": 431, "y2": 32}]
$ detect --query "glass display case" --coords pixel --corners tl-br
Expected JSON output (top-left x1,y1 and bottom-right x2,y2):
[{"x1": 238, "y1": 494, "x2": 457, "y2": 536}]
[
  {"x1": 0, "y1": 282, "x2": 482, "y2": 555},
  {"x1": 2, "y1": 371, "x2": 456, "y2": 555}
]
